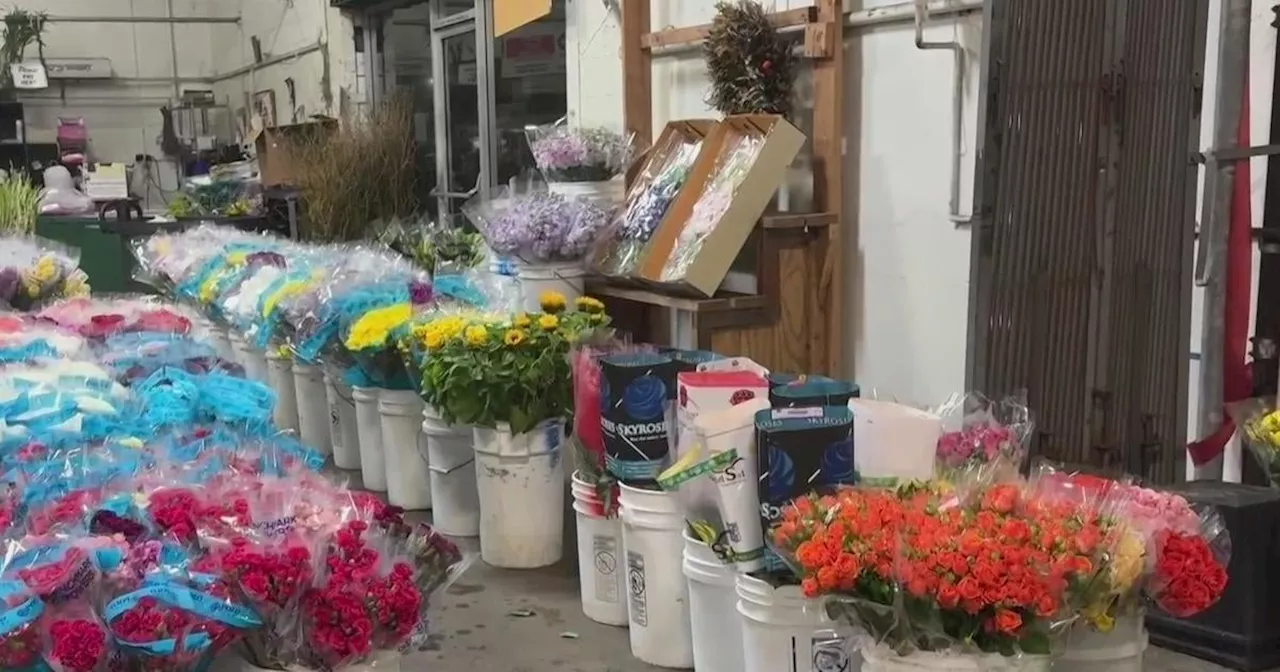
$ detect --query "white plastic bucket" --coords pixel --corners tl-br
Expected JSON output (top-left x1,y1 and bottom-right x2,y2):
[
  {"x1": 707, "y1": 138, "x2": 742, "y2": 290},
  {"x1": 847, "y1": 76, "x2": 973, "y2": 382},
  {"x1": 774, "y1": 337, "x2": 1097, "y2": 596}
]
[
  {"x1": 1057, "y1": 611, "x2": 1147, "y2": 672},
  {"x1": 353, "y1": 386, "x2": 386, "y2": 491},
  {"x1": 736, "y1": 573, "x2": 858, "y2": 672},
  {"x1": 516, "y1": 261, "x2": 585, "y2": 314},
  {"x1": 325, "y1": 372, "x2": 361, "y2": 470},
  {"x1": 861, "y1": 647, "x2": 1049, "y2": 671},
  {"x1": 230, "y1": 332, "x2": 267, "y2": 381},
  {"x1": 265, "y1": 351, "x2": 298, "y2": 432},
  {"x1": 548, "y1": 179, "x2": 627, "y2": 210},
  {"x1": 205, "y1": 320, "x2": 234, "y2": 362},
  {"x1": 684, "y1": 531, "x2": 744, "y2": 672},
  {"x1": 422, "y1": 406, "x2": 479, "y2": 536},
  {"x1": 379, "y1": 390, "x2": 431, "y2": 511},
  {"x1": 292, "y1": 362, "x2": 331, "y2": 456},
  {"x1": 619, "y1": 483, "x2": 694, "y2": 669},
  {"x1": 473, "y1": 420, "x2": 566, "y2": 568},
  {"x1": 572, "y1": 471, "x2": 626, "y2": 627}
]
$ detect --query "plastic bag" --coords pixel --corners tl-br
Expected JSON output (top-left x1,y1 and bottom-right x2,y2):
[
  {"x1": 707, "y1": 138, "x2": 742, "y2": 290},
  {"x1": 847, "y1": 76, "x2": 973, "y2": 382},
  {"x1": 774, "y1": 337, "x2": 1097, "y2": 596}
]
[
  {"x1": 40, "y1": 599, "x2": 115, "y2": 672},
  {"x1": 588, "y1": 136, "x2": 702, "y2": 277},
  {"x1": 774, "y1": 475, "x2": 1101, "y2": 659},
  {"x1": 525, "y1": 123, "x2": 634, "y2": 183},
  {"x1": 104, "y1": 551, "x2": 262, "y2": 671},
  {"x1": 658, "y1": 395, "x2": 770, "y2": 570},
  {"x1": 1228, "y1": 396, "x2": 1280, "y2": 488},
  {"x1": 933, "y1": 391, "x2": 1034, "y2": 476},
  {"x1": 657, "y1": 133, "x2": 764, "y2": 282},
  {"x1": 295, "y1": 520, "x2": 425, "y2": 669},
  {"x1": 0, "y1": 235, "x2": 88, "y2": 310},
  {"x1": 462, "y1": 179, "x2": 611, "y2": 265},
  {"x1": 0, "y1": 576, "x2": 45, "y2": 670}
]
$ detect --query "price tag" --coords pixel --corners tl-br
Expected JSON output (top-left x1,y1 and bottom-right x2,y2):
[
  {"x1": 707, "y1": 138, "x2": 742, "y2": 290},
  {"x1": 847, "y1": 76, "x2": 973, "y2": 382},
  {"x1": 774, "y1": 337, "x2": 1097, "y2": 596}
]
[{"x1": 10, "y1": 62, "x2": 47, "y2": 89}]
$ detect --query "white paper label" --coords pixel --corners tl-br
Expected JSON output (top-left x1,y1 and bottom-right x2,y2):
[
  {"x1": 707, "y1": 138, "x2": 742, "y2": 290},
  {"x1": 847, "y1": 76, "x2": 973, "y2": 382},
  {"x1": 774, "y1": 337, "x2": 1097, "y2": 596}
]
[
  {"x1": 627, "y1": 550, "x2": 647, "y2": 626},
  {"x1": 10, "y1": 62, "x2": 47, "y2": 89},
  {"x1": 773, "y1": 407, "x2": 825, "y2": 420},
  {"x1": 811, "y1": 634, "x2": 850, "y2": 672},
  {"x1": 592, "y1": 534, "x2": 618, "y2": 603}
]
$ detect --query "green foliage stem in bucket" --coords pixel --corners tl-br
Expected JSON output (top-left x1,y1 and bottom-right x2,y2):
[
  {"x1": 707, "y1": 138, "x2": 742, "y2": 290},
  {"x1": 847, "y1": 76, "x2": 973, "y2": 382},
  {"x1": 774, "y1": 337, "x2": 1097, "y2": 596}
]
[
  {"x1": 411, "y1": 293, "x2": 611, "y2": 435},
  {"x1": 0, "y1": 170, "x2": 42, "y2": 234}
]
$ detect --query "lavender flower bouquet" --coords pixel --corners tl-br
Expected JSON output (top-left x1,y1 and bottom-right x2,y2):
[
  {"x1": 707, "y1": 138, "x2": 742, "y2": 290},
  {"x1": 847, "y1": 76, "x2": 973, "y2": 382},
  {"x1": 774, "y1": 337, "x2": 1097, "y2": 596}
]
[
  {"x1": 526, "y1": 124, "x2": 635, "y2": 183},
  {"x1": 463, "y1": 183, "x2": 611, "y2": 264}
]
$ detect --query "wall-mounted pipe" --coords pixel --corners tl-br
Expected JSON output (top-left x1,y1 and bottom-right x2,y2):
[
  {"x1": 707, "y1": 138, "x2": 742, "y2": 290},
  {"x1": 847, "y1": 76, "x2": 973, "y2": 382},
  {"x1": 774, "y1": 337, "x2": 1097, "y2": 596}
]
[
  {"x1": 908, "y1": 0, "x2": 973, "y2": 226},
  {"x1": 846, "y1": 0, "x2": 981, "y2": 28},
  {"x1": 46, "y1": 16, "x2": 240, "y2": 24},
  {"x1": 212, "y1": 42, "x2": 326, "y2": 83}
]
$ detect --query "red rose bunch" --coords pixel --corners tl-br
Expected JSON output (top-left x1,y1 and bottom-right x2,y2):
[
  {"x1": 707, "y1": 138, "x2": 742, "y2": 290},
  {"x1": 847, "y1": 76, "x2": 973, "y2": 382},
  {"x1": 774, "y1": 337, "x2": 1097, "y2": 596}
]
[
  {"x1": 0, "y1": 587, "x2": 41, "y2": 669},
  {"x1": 219, "y1": 537, "x2": 314, "y2": 612},
  {"x1": 43, "y1": 605, "x2": 111, "y2": 672},
  {"x1": 147, "y1": 488, "x2": 210, "y2": 543},
  {"x1": 1151, "y1": 530, "x2": 1229, "y2": 617},
  {"x1": 27, "y1": 489, "x2": 102, "y2": 536},
  {"x1": 776, "y1": 482, "x2": 1108, "y2": 654},
  {"x1": 0, "y1": 622, "x2": 39, "y2": 669},
  {"x1": 12, "y1": 545, "x2": 95, "y2": 604},
  {"x1": 130, "y1": 309, "x2": 192, "y2": 335},
  {"x1": 108, "y1": 576, "x2": 255, "y2": 671},
  {"x1": 300, "y1": 521, "x2": 424, "y2": 668}
]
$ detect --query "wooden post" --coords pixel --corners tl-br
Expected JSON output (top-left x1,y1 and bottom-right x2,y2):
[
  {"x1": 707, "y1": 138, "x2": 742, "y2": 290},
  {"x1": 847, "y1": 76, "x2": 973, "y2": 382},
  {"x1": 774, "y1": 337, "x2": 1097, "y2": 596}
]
[
  {"x1": 614, "y1": 1, "x2": 846, "y2": 376},
  {"x1": 810, "y1": 0, "x2": 844, "y2": 377},
  {"x1": 621, "y1": 0, "x2": 653, "y2": 148}
]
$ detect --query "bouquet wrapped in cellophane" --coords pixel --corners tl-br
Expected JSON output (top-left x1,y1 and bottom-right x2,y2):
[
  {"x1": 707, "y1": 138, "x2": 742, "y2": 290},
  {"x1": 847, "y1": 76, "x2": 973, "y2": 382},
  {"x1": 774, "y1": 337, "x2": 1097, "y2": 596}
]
[{"x1": 771, "y1": 463, "x2": 1133, "y2": 665}]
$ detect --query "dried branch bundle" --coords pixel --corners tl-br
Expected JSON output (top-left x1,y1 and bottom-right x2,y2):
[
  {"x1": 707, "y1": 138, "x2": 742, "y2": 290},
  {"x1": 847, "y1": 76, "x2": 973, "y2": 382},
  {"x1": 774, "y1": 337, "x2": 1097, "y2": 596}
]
[{"x1": 289, "y1": 97, "x2": 419, "y2": 242}]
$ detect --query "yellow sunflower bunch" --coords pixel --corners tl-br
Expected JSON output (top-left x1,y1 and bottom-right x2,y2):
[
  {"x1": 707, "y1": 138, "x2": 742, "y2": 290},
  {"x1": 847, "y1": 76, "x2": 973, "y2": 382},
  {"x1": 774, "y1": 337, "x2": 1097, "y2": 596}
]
[{"x1": 416, "y1": 291, "x2": 612, "y2": 431}]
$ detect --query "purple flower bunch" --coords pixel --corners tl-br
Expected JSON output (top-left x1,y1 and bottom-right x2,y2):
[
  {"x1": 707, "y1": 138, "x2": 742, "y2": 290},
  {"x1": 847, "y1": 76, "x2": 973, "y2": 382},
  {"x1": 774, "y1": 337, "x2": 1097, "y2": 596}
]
[
  {"x1": 526, "y1": 125, "x2": 634, "y2": 183},
  {"x1": 473, "y1": 191, "x2": 610, "y2": 263}
]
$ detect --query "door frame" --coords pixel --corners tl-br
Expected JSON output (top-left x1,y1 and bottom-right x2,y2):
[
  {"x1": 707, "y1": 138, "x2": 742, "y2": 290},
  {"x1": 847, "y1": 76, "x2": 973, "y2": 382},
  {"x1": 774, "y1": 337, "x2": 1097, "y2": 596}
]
[
  {"x1": 428, "y1": 0, "x2": 498, "y2": 215},
  {"x1": 358, "y1": 0, "x2": 499, "y2": 214}
]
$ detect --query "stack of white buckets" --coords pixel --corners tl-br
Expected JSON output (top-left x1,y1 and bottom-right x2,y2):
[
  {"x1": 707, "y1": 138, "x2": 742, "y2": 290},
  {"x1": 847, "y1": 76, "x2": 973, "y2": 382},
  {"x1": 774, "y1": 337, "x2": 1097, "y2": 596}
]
[
  {"x1": 572, "y1": 476, "x2": 856, "y2": 671},
  {"x1": 203, "y1": 318, "x2": 485, "y2": 539},
  {"x1": 572, "y1": 396, "x2": 857, "y2": 672}
]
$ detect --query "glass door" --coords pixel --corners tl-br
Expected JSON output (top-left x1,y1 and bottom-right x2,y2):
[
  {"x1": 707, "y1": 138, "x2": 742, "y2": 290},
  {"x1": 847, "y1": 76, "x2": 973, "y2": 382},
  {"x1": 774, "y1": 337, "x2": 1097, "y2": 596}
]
[{"x1": 429, "y1": 1, "x2": 494, "y2": 215}]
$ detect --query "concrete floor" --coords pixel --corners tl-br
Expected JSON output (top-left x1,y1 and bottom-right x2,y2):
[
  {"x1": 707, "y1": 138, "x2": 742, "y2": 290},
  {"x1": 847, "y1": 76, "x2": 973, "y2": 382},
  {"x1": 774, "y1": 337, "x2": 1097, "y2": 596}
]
[
  {"x1": 392, "y1": 502, "x2": 1238, "y2": 672},
  {"x1": 414, "y1": 545, "x2": 1236, "y2": 672}
]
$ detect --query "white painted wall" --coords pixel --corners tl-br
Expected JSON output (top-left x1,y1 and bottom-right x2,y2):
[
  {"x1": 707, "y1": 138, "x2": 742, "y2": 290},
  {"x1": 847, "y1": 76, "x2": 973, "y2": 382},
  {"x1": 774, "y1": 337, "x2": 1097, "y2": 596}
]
[
  {"x1": 210, "y1": 0, "x2": 362, "y2": 130},
  {"x1": 565, "y1": 0, "x2": 1277, "y2": 470},
  {"x1": 11, "y1": 0, "x2": 236, "y2": 200},
  {"x1": 565, "y1": 0, "x2": 975, "y2": 407}
]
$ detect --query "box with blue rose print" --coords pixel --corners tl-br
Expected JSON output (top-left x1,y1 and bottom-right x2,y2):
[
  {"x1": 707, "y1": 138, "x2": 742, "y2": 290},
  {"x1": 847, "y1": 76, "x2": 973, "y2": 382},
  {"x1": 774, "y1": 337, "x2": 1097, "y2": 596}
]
[
  {"x1": 600, "y1": 352, "x2": 677, "y2": 484},
  {"x1": 754, "y1": 405, "x2": 855, "y2": 571}
]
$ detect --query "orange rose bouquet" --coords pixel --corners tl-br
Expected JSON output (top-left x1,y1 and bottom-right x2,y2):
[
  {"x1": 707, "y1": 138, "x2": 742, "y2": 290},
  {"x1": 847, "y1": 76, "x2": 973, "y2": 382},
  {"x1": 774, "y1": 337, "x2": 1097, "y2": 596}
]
[{"x1": 774, "y1": 478, "x2": 1122, "y2": 662}]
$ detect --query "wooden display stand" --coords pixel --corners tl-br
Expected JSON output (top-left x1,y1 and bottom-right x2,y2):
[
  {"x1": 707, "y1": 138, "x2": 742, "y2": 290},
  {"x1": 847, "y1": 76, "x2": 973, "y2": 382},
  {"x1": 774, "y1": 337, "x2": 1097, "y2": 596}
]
[{"x1": 606, "y1": 0, "x2": 845, "y2": 376}]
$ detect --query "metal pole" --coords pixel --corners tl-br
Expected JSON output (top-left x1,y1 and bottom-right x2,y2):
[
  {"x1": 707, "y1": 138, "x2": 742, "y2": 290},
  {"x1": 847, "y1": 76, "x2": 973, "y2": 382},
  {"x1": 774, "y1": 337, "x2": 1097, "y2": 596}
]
[{"x1": 1193, "y1": 0, "x2": 1251, "y2": 480}]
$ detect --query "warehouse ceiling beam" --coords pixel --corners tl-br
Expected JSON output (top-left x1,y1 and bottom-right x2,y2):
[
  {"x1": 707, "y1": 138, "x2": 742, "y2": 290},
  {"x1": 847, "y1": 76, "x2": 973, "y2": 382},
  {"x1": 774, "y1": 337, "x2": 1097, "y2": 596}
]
[{"x1": 46, "y1": 15, "x2": 241, "y2": 24}]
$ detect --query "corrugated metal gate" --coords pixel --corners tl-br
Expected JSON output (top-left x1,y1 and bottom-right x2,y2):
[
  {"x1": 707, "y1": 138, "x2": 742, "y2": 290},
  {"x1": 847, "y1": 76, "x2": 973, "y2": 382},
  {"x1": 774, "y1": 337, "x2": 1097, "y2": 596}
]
[{"x1": 967, "y1": 0, "x2": 1209, "y2": 483}]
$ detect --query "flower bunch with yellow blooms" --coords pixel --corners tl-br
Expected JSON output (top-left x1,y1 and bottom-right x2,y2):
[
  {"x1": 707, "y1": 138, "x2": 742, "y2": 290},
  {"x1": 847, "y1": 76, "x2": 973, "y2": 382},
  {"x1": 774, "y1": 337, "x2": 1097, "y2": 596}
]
[
  {"x1": 417, "y1": 291, "x2": 611, "y2": 433},
  {"x1": 2, "y1": 251, "x2": 85, "y2": 310},
  {"x1": 1240, "y1": 403, "x2": 1280, "y2": 488}
]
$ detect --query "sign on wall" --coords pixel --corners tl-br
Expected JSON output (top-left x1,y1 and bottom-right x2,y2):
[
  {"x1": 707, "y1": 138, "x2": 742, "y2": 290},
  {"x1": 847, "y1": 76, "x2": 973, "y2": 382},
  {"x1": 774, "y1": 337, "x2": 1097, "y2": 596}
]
[
  {"x1": 10, "y1": 62, "x2": 47, "y2": 89},
  {"x1": 45, "y1": 58, "x2": 113, "y2": 80},
  {"x1": 501, "y1": 22, "x2": 566, "y2": 78}
]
